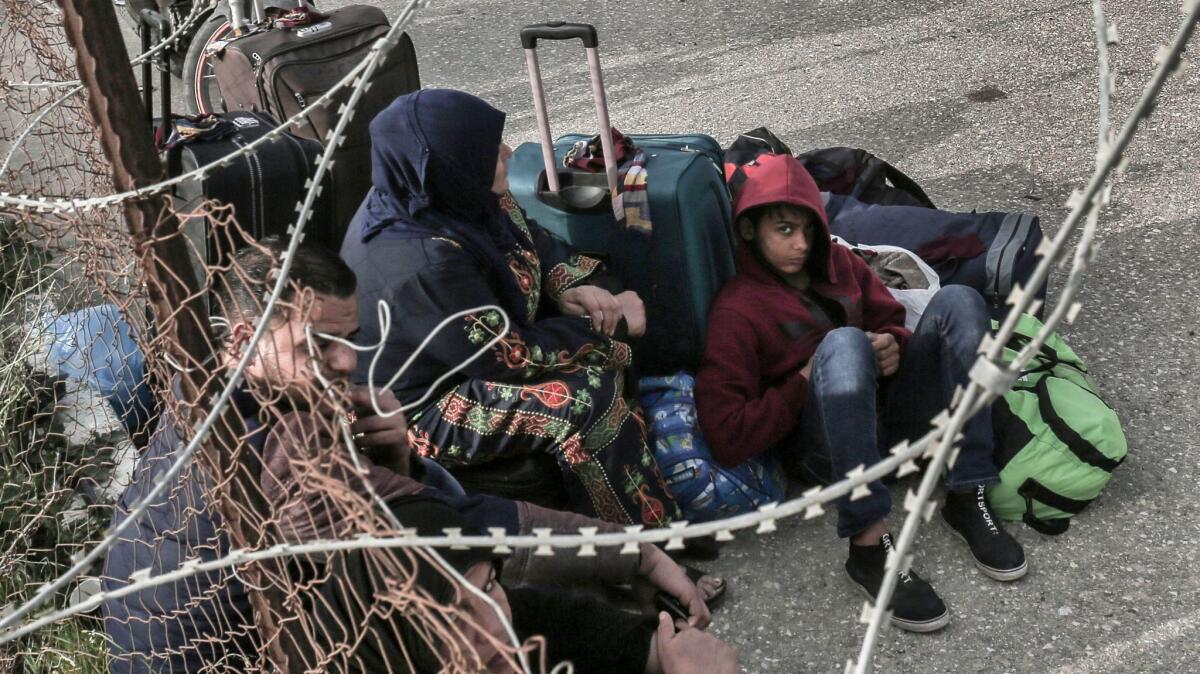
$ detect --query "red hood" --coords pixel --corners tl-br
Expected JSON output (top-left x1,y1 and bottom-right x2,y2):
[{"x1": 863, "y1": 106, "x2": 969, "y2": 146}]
[{"x1": 731, "y1": 153, "x2": 832, "y2": 282}]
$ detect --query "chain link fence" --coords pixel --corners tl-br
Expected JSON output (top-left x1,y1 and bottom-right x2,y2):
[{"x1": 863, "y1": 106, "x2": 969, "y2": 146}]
[{"x1": 0, "y1": 0, "x2": 1196, "y2": 672}]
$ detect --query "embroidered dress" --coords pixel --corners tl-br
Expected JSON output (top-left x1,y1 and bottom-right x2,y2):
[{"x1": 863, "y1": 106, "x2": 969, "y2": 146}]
[{"x1": 342, "y1": 90, "x2": 678, "y2": 526}]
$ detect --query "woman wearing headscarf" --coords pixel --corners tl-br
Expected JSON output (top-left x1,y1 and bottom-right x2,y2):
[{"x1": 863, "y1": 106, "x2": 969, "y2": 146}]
[{"x1": 341, "y1": 89, "x2": 679, "y2": 527}]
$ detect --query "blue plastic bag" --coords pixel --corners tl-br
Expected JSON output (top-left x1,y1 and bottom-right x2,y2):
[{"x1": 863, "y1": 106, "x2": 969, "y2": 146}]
[
  {"x1": 42, "y1": 304, "x2": 155, "y2": 436},
  {"x1": 640, "y1": 373, "x2": 786, "y2": 522}
]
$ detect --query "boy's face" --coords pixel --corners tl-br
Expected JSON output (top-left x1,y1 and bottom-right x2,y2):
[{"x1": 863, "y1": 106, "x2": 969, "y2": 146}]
[{"x1": 741, "y1": 205, "x2": 816, "y2": 277}]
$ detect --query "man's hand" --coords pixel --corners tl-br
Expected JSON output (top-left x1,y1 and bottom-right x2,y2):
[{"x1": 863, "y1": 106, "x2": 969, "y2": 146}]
[
  {"x1": 652, "y1": 613, "x2": 739, "y2": 674},
  {"x1": 558, "y1": 285, "x2": 623, "y2": 336},
  {"x1": 346, "y1": 386, "x2": 412, "y2": 476},
  {"x1": 639, "y1": 545, "x2": 710, "y2": 628},
  {"x1": 615, "y1": 290, "x2": 647, "y2": 337},
  {"x1": 866, "y1": 331, "x2": 900, "y2": 377}
]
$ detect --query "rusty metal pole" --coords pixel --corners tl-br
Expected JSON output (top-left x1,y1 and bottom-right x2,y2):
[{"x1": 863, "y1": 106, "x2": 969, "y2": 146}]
[{"x1": 55, "y1": 1, "x2": 305, "y2": 670}]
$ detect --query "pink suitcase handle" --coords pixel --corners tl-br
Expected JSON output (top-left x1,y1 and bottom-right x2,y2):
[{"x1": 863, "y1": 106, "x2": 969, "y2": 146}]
[{"x1": 520, "y1": 22, "x2": 620, "y2": 214}]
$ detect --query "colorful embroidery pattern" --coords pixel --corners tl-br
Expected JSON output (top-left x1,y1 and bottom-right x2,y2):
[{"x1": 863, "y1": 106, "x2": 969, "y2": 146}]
[
  {"x1": 624, "y1": 464, "x2": 671, "y2": 526},
  {"x1": 506, "y1": 249, "x2": 542, "y2": 322},
  {"x1": 408, "y1": 427, "x2": 439, "y2": 458},
  {"x1": 498, "y1": 192, "x2": 533, "y2": 242},
  {"x1": 412, "y1": 370, "x2": 678, "y2": 527},
  {"x1": 576, "y1": 460, "x2": 632, "y2": 524},
  {"x1": 546, "y1": 255, "x2": 602, "y2": 299},
  {"x1": 584, "y1": 395, "x2": 629, "y2": 452},
  {"x1": 604, "y1": 339, "x2": 633, "y2": 370},
  {"x1": 438, "y1": 391, "x2": 574, "y2": 441},
  {"x1": 518, "y1": 381, "x2": 573, "y2": 409},
  {"x1": 464, "y1": 310, "x2": 615, "y2": 378}
]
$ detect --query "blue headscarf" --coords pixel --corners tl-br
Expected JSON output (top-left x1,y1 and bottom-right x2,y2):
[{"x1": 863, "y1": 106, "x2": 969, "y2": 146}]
[{"x1": 362, "y1": 89, "x2": 527, "y2": 320}]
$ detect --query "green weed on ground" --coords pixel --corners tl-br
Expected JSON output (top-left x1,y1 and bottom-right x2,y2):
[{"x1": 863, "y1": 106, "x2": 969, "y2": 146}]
[{"x1": 0, "y1": 217, "x2": 110, "y2": 673}]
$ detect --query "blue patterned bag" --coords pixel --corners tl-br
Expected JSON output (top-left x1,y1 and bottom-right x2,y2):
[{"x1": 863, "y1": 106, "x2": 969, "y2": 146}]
[{"x1": 640, "y1": 373, "x2": 786, "y2": 522}]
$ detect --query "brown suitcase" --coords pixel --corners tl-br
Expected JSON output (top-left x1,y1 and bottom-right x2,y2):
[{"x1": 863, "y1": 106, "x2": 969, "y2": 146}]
[{"x1": 211, "y1": 5, "x2": 420, "y2": 234}]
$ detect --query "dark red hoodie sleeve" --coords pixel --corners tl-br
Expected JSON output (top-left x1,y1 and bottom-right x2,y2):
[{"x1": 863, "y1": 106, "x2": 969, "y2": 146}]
[
  {"x1": 696, "y1": 304, "x2": 810, "y2": 467},
  {"x1": 846, "y1": 251, "x2": 912, "y2": 352}
]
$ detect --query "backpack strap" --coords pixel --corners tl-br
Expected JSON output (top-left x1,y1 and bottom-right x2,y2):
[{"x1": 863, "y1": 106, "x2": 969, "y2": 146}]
[
  {"x1": 851, "y1": 157, "x2": 936, "y2": 209},
  {"x1": 1035, "y1": 377, "x2": 1123, "y2": 472},
  {"x1": 1018, "y1": 477, "x2": 1086, "y2": 535},
  {"x1": 883, "y1": 162, "x2": 936, "y2": 208},
  {"x1": 1004, "y1": 333, "x2": 1062, "y2": 376}
]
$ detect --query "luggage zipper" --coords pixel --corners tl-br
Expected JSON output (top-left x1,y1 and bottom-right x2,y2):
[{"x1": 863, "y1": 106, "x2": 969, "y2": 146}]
[
  {"x1": 231, "y1": 136, "x2": 264, "y2": 236},
  {"x1": 278, "y1": 131, "x2": 332, "y2": 231},
  {"x1": 993, "y1": 213, "x2": 1034, "y2": 304},
  {"x1": 269, "y1": 49, "x2": 383, "y2": 138},
  {"x1": 986, "y1": 214, "x2": 1021, "y2": 306},
  {"x1": 245, "y1": 21, "x2": 388, "y2": 65},
  {"x1": 246, "y1": 23, "x2": 386, "y2": 122}
]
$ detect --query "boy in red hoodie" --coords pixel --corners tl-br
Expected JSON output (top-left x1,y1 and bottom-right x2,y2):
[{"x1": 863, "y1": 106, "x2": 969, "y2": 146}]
[{"x1": 696, "y1": 154, "x2": 1025, "y2": 633}]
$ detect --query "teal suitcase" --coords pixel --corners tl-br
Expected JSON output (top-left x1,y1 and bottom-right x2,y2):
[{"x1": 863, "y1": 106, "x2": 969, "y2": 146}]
[{"x1": 509, "y1": 23, "x2": 735, "y2": 375}]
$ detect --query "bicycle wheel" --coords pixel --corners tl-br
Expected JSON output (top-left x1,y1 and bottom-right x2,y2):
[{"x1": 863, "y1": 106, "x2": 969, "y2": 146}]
[{"x1": 182, "y1": 13, "x2": 232, "y2": 115}]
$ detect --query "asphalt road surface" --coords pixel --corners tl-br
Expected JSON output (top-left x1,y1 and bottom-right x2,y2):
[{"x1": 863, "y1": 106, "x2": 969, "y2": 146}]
[{"x1": 132, "y1": 0, "x2": 1200, "y2": 671}]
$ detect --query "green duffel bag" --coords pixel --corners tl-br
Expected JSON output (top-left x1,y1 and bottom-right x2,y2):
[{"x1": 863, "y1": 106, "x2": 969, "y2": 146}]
[{"x1": 986, "y1": 313, "x2": 1127, "y2": 535}]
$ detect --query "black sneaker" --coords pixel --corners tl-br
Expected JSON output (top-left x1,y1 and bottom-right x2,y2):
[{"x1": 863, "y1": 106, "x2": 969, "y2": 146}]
[
  {"x1": 942, "y1": 485, "x2": 1028, "y2": 582},
  {"x1": 845, "y1": 533, "x2": 950, "y2": 633}
]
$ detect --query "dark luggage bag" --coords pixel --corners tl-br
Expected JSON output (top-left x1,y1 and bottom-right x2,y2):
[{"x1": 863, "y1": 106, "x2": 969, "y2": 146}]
[
  {"x1": 824, "y1": 193, "x2": 1046, "y2": 320},
  {"x1": 171, "y1": 111, "x2": 339, "y2": 255},
  {"x1": 508, "y1": 22, "x2": 736, "y2": 375},
  {"x1": 210, "y1": 4, "x2": 421, "y2": 233},
  {"x1": 724, "y1": 127, "x2": 936, "y2": 208},
  {"x1": 140, "y1": 10, "x2": 337, "y2": 272}
]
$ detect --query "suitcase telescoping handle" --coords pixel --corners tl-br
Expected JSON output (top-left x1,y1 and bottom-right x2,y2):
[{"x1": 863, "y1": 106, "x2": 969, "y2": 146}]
[
  {"x1": 139, "y1": 9, "x2": 172, "y2": 143},
  {"x1": 520, "y1": 22, "x2": 621, "y2": 218}
]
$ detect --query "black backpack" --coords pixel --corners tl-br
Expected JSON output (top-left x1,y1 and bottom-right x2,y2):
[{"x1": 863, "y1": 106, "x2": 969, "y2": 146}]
[
  {"x1": 723, "y1": 127, "x2": 935, "y2": 209},
  {"x1": 796, "y1": 146, "x2": 935, "y2": 209}
]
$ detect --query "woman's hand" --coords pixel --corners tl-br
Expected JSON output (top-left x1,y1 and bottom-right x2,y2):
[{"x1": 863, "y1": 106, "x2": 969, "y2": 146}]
[
  {"x1": 558, "y1": 285, "x2": 624, "y2": 336},
  {"x1": 615, "y1": 290, "x2": 647, "y2": 337},
  {"x1": 639, "y1": 545, "x2": 710, "y2": 629}
]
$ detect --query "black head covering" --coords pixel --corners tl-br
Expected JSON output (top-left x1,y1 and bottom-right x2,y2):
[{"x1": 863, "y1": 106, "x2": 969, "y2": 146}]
[{"x1": 361, "y1": 89, "x2": 529, "y2": 322}]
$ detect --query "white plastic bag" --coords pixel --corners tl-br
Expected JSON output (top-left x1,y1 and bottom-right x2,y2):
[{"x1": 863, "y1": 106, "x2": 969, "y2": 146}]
[{"x1": 832, "y1": 236, "x2": 940, "y2": 331}]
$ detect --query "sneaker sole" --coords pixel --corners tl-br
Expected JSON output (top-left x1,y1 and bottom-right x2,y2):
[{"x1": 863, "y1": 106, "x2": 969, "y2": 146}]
[
  {"x1": 844, "y1": 569, "x2": 951, "y2": 633},
  {"x1": 941, "y1": 518, "x2": 1029, "y2": 582}
]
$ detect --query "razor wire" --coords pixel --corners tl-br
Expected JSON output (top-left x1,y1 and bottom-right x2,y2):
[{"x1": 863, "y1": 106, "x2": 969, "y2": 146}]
[
  {"x1": 1, "y1": 0, "x2": 549, "y2": 670},
  {"x1": 0, "y1": 0, "x2": 218, "y2": 182},
  {"x1": 0, "y1": 0, "x2": 1196, "y2": 671},
  {"x1": 0, "y1": 0, "x2": 428, "y2": 213},
  {"x1": 0, "y1": 0, "x2": 432, "y2": 635}
]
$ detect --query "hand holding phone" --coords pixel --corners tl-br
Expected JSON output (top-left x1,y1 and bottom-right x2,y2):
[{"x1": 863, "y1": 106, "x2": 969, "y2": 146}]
[{"x1": 654, "y1": 591, "x2": 690, "y2": 622}]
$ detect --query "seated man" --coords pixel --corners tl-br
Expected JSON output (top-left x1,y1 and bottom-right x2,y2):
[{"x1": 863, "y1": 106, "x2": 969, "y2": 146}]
[
  {"x1": 313, "y1": 494, "x2": 740, "y2": 674},
  {"x1": 696, "y1": 154, "x2": 1026, "y2": 634},
  {"x1": 102, "y1": 237, "x2": 720, "y2": 673}
]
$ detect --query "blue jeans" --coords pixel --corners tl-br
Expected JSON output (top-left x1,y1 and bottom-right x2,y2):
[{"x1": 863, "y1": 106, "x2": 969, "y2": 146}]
[{"x1": 792, "y1": 285, "x2": 1000, "y2": 538}]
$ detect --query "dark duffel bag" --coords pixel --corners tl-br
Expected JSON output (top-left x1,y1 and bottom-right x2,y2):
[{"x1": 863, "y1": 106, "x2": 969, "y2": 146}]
[
  {"x1": 824, "y1": 193, "x2": 1046, "y2": 320},
  {"x1": 724, "y1": 127, "x2": 936, "y2": 209},
  {"x1": 211, "y1": 5, "x2": 420, "y2": 233},
  {"x1": 139, "y1": 10, "x2": 338, "y2": 272},
  {"x1": 171, "y1": 110, "x2": 339, "y2": 259}
]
